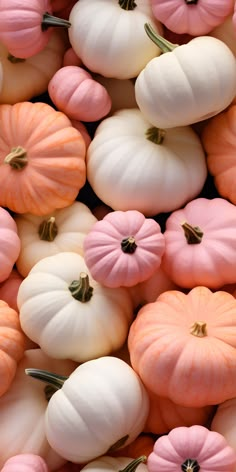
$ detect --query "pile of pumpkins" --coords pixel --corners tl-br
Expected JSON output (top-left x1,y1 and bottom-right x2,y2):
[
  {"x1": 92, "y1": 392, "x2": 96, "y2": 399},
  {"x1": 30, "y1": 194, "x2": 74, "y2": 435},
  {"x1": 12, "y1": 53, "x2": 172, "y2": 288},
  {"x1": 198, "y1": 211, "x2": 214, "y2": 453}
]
[{"x1": 1, "y1": 0, "x2": 236, "y2": 471}]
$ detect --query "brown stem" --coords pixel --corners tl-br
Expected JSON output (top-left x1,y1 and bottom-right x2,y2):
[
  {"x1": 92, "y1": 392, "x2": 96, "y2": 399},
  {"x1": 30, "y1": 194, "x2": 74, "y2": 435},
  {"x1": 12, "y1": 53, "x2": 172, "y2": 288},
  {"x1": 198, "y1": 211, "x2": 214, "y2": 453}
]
[
  {"x1": 146, "y1": 127, "x2": 165, "y2": 144},
  {"x1": 190, "y1": 321, "x2": 207, "y2": 337},
  {"x1": 44, "y1": 384, "x2": 58, "y2": 401},
  {"x1": 181, "y1": 222, "x2": 204, "y2": 244},
  {"x1": 68, "y1": 272, "x2": 93, "y2": 302},
  {"x1": 38, "y1": 217, "x2": 58, "y2": 242},
  {"x1": 41, "y1": 12, "x2": 71, "y2": 31},
  {"x1": 7, "y1": 54, "x2": 25, "y2": 63},
  {"x1": 181, "y1": 458, "x2": 200, "y2": 472},
  {"x1": 4, "y1": 146, "x2": 28, "y2": 170},
  {"x1": 118, "y1": 0, "x2": 137, "y2": 10},
  {"x1": 107, "y1": 434, "x2": 129, "y2": 453},
  {"x1": 121, "y1": 236, "x2": 137, "y2": 254}
]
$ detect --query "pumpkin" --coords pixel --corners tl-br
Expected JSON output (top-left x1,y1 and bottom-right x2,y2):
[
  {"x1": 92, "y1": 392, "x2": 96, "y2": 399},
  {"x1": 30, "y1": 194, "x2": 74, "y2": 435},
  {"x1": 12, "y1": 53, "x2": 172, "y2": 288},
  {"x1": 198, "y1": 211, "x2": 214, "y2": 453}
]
[
  {"x1": 86, "y1": 108, "x2": 207, "y2": 217},
  {"x1": 211, "y1": 397, "x2": 236, "y2": 460},
  {"x1": 0, "y1": 30, "x2": 67, "y2": 104},
  {"x1": 83, "y1": 210, "x2": 165, "y2": 288},
  {"x1": 1, "y1": 454, "x2": 49, "y2": 472},
  {"x1": 162, "y1": 197, "x2": 236, "y2": 288},
  {"x1": 150, "y1": 0, "x2": 234, "y2": 36},
  {"x1": 68, "y1": 0, "x2": 162, "y2": 79},
  {"x1": 93, "y1": 75, "x2": 137, "y2": 115},
  {"x1": 0, "y1": 348, "x2": 76, "y2": 470},
  {"x1": 0, "y1": 0, "x2": 70, "y2": 59},
  {"x1": 26, "y1": 356, "x2": 149, "y2": 463},
  {"x1": 14, "y1": 201, "x2": 97, "y2": 278},
  {"x1": 0, "y1": 101, "x2": 86, "y2": 215},
  {"x1": 62, "y1": 47, "x2": 82, "y2": 67},
  {"x1": 111, "y1": 435, "x2": 154, "y2": 459},
  {"x1": 0, "y1": 268, "x2": 23, "y2": 312},
  {"x1": 135, "y1": 24, "x2": 236, "y2": 128},
  {"x1": 0, "y1": 207, "x2": 21, "y2": 283},
  {"x1": 48, "y1": 66, "x2": 112, "y2": 122},
  {"x1": 201, "y1": 105, "x2": 236, "y2": 204},
  {"x1": 128, "y1": 286, "x2": 236, "y2": 407},
  {"x1": 209, "y1": 15, "x2": 236, "y2": 57},
  {"x1": 17, "y1": 252, "x2": 134, "y2": 362},
  {"x1": 80, "y1": 456, "x2": 147, "y2": 472},
  {"x1": 148, "y1": 425, "x2": 236, "y2": 472}
]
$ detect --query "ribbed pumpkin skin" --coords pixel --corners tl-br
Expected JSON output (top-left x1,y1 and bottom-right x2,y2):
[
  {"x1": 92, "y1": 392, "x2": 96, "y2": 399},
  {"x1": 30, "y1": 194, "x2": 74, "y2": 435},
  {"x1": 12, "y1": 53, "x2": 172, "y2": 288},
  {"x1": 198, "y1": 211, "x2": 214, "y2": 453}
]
[{"x1": 0, "y1": 102, "x2": 86, "y2": 215}]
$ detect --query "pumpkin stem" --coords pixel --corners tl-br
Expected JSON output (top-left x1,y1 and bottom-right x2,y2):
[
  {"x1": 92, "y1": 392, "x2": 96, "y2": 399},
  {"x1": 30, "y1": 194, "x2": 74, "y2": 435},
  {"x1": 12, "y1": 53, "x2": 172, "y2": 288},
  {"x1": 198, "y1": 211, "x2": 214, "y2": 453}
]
[
  {"x1": 190, "y1": 321, "x2": 207, "y2": 337},
  {"x1": 121, "y1": 236, "x2": 137, "y2": 254},
  {"x1": 118, "y1": 0, "x2": 137, "y2": 10},
  {"x1": 7, "y1": 53, "x2": 25, "y2": 63},
  {"x1": 146, "y1": 127, "x2": 166, "y2": 144},
  {"x1": 107, "y1": 434, "x2": 129, "y2": 453},
  {"x1": 144, "y1": 23, "x2": 178, "y2": 52},
  {"x1": 4, "y1": 146, "x2": 28, "y2": 170},
  {"x1": 119, "y1": 456, "x2": 147, "y2": 472},
  {"x1": 41, "y1": 12, "x2": 71, "y2": 31},
  {"x1": 69, "y1": 272, "x2": 93, "y2": 302},
  {"x1": 185, "y1": 0, "x2": 198, "y2": 4},
  {"x1": 44, "y1": 384, "x2": 58, "y2": 401},
  {"x1": 25, "y1": 369, "x2": 68, "y2": 389},
  {"x1": 38, "y1": 217, "x2": 58, "y2": 242},
  {"x1": 181, "y1": 458, "x2": 200, "y2": 472},
  {"x1": 181, "y1": 222, "x2": 204, "y2": 244}
]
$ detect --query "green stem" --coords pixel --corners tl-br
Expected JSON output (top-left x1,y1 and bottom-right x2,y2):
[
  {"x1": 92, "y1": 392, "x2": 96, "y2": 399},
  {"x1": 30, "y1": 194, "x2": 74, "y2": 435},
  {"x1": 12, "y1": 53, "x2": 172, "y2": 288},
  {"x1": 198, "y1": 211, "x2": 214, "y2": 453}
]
[
  {"x1": 144, "y1": 23, "x2": 179, "y2": 52},
  {"x1": 146, "y1": 127, "x2": 166, "y2": 144},
  {"x1": 181, "y1": 222, "x2": 204, "y2": 244},
  {"x1": 38, "y1": 217, "x2": 58, "y2": 242},
  {"x1": 4, "y1": 146, "x2": 27, "y2": 170},
  {"x1": 118, "y1": 0, "x2": 137, "y2": 10},
  {"x1": 69, "y1": 272, "x2": 93, "y2": 302},
  {"x1": 119, "y1": 456, "x2": 147, "y2": 472},
  {"x1": 41, "y1": 12, "x2": 71, "y2": 31},
  {"x1": 25, "y1": 368, "x2": 68, "y2": 389},
  {"x1": 44, "y1": 384, "x2": 59, "y2": 401},
  {"x1": 121, "y1": 236, "x2": 137, "y2": 254},
  {"x1": 7, "y1": 54, "x2": 25, "y2": 63}
]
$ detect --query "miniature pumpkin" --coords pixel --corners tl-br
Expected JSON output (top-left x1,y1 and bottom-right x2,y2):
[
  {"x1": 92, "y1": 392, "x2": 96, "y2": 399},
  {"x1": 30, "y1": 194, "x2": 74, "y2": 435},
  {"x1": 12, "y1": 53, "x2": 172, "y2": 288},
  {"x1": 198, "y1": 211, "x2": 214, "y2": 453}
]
[
  {"x1": 26, "y1": 356, "x2": 149, "y2": 463},
  {"x1": 83, "y1": 210, "x2": 165, "y2": 288},
  {"x1": 148, "y1": 425, "x2": 236, "y2": 472},
  {"x1": 0, "y1": 101, "x2": 86, "y2": 215},
  {"x1": 150, "y1": 0, "x2": 234, "y2": 36},
  {"x1": 68, "y1": 0, "x2": 162, "y2": 79},
  {"x1": 162, "y1": 197, "x2": 236, "y2": 288},
  {"x1": 0, "y1": 207, "x2": 21, "y2": 283},
  {"x1": 86, "y1": 108, "x2": 207, "y2": 216},
  {"x1": 128, "y1": 286, "x2": 236, "y2": 407},
  {"x1": 0, "y1": 269, "x2": 23, "y2": 312},
  {"x1": 211, "y1": 397, "x2": 236, "y2": 458},
  {"x1": 135, "y1": 24, "x2": 236, "y2": 128},
  {"x1": 1, "y1": 454, "x2": 49, "y2": 472},
  {"x1": 48, "y1": 66, "x2": 111, "y2": 122},
  {"x1": 14, "y1": 201, "x2": 97, "y2": 278},
  {"x1": 18, "y1": 252, "x2": 134, "y2": 362},
  {"x1": 0, "y1": 0, "x2": 70, "y2": 59},
  {"x1": 80, "y1": 456, "x2": 147, "y2": 472}
]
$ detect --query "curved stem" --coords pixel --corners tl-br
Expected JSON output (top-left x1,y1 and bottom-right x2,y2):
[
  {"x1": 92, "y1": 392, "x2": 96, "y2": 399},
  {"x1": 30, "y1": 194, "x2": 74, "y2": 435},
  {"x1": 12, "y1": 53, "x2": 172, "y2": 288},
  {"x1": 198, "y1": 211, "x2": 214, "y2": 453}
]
[
  {"x1": 44, "y1": 384, "x2": 58, "y2": 401},
  {"x1": 144, "y1": 23, "x2": 178, "y2": 52},
  {"x1": 4, "y1": 146, "x2": 27, "y2": 170},
  {"x1": 118, "y1": 0, "x2": 137, "y2": 10},
  {"x1": 181, "y1": 458, "x2": 200, "y2": 472},
  {"x1": 25, "y1": 369, "x2": 68, "y2": 389},
  {"x1": 41, "y1": 12, "x2": 71, "y2": 31},
  {"x1": 190, "y1": 321, "x2": 207, "y2": 337},
  {"x1": 69, "y1": 272, "x2": 93, "y2": 302},
  {"x1": 146, "y1": 127, "x2": 165, "y2": 144},
  {"x1": 181, "y1": 222, "x2": 203, "y2": 244},
  {"x1": 107, "y1": 434, "x2": 129, "y2": 453},
  {"x1": 121, "y1": 236, "x2": 137, "y2": 254},
  {"x1": 38, "y1": 216, "x2": 58, "y2": 241},
  {"x1": 119, "y1": 456, "x2": 147, "y2": 472}
]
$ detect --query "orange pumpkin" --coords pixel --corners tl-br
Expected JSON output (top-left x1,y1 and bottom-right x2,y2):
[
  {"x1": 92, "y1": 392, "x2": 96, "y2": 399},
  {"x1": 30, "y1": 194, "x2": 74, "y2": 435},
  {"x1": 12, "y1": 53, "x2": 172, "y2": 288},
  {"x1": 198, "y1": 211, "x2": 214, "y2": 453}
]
[
  {"x1": 0, "y1": 102, "x2": 86, "y2": 215},
  {"x1": 128, "y1": 286, "x2": 236, "y2": 407}
]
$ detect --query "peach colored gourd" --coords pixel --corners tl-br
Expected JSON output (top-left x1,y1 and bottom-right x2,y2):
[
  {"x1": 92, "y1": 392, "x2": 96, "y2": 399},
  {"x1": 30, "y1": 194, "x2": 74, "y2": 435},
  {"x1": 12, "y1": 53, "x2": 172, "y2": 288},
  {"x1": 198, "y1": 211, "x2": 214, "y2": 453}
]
[
  {"x1": 162, "y1": 197, "x2": 236, "y2": 288},
  {"x1": 0, "y1": 207, "x2": 21, "y2": 283},
  {"x1": 0, "y1": 269, "x2": 23, "y2": 312},
  {"x1": 0, "y1": 0, "x2": 70, "y2": 59},
  {"x1": 48, "y1": 66, "x2": 112, "y2": 122},
  {"x1": 128, "y1": 286, "x2": 236, "y2": 407},
  {"x1": 0, "y1": 101, "x2": 86, "y2": 215},
  {"x1": 83, "y1": 210, "x2": 165, "y2": 288},
  {"x1": 1, "y1": 454, "x2": 48, "y2": 472}
]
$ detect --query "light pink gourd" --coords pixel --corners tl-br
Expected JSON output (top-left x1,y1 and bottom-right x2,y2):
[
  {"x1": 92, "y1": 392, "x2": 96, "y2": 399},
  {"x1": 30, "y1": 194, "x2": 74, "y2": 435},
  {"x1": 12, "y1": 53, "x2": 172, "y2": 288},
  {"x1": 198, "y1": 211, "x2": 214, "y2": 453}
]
[
  {"x1": 148, "y1": 425, "x2": 236, "y2": 472},
  {"x1": 0, "y1": 207, "x2": 21, "y2": 283},
  {"x1": 1, "y1": 454, "x2": 48, "y2": 472},
  {"x1": 48, "y1": 66, "x2": 112, "y2": 122},
  {"x1": 83, "y1": 210, "x2": 165, "y2": 288},
  {"x1": 0, "y1": 269, "x2": 23, "y2": 312},
  {"x1": 151, "y1": 0, "x2": 234, "y2": 36}
]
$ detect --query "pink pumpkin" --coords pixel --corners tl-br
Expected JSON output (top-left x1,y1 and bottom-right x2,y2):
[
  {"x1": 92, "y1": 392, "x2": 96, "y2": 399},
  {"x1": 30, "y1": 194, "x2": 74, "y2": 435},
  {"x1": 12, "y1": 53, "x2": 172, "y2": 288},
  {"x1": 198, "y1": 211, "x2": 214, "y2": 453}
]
[
  {"x1": 63, "y1": 48, "x2": 82, "y2": 67},
  {"x1": 151, "y1": 0, "x2": 234, "y2": 36},
  {"x1": 162, "y1": 197, "x2": 236, "y2": 289},
  {"x1": 83, "y1": 210, "x2": 165, "y2": 288},
  {"x1": 0, "y1": 269, "x2": 23, "y2": 312},
  {"x1": 0, "y1": 207, "x2": 21, "y2": 283},
  {"x1": 0, "y1": 0, "x2": 70, "y2": 59},
  {"x1": 1, "y1": 454, "x2": 48, "y2": 472},
  {"x1": 48, "y1": 66, "x2": 112, "y2": 122}
]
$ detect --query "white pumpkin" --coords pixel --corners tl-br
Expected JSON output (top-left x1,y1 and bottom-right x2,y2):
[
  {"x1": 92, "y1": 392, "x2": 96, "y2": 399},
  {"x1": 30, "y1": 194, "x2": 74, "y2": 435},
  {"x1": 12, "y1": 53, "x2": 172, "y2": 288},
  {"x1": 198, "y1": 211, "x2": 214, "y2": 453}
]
[
  {"x1": 68, "y1": 0, "x2": 162, "y2": 79},
  {"x1": 26, "y1": 356, "x2": 150, "y2": 463},
  {"x1": 15, "y1": 201, "x2": 97, "y2": 278},
  {"x1": 135, "y1": 24, "x2": 236, "y2": 128},
  {"x1": 80, "y1": 456, "x2": 148, "y2": 472},
  {"x1": 86, "y1": 108, "x2": 207, "y2": 216},
  {"x1": 17, "y1": 252, "x2": 134, "y2": 362},
  {"x1": 0, "y1": 348, "x2": 76, "y2": 471}
]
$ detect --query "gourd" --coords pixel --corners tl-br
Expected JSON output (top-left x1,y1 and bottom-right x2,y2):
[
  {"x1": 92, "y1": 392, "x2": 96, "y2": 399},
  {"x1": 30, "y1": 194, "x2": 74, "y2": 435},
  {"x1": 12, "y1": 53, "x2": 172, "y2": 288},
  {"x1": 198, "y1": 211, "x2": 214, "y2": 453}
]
[
  {"x1": 135, "y1": 24, "x2": 236, "y2": 128},
  {"x1": 25, "y1": 356, "x2": 149, "y2": 463},
  {"x1": 0, "y1": 207, "x2": 21, "y2": 283},
  {"x1": 0, "y1": 101, "x2": 86, "y2": 215},
  {"x1": 148, "y1": 425, "x2": 236, "y2": 472},
  {"x1": 83, "y1": 210, "x2": 165, "y2": 287},
  {"x1": 0, "y1": 269, "x2": 23, "y2": 311},
  {"x1": 162, "y1": 197, "x2": 236, "y2": 288},
  {"x1": 17, "y1": 252, "x2": 134, "y2": 362},
  {"x1": 14, "y1": 201, "x2": 97, "y2": 277},
  {"x1": 86, "y1": 108, "x2": 207, "y2": 217},
  {"x1": 68, "y1": 0, "x2": 162, "y2": 79},
  {"x1": 48, "y1": 66, "x2": 112, "y2": 122},
  {"x1": 1, "y1": 454, "x2": 49, "y2": 472},
  {"x1": 128, "y1": 286, "x2": 236, "y2": 407}
]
